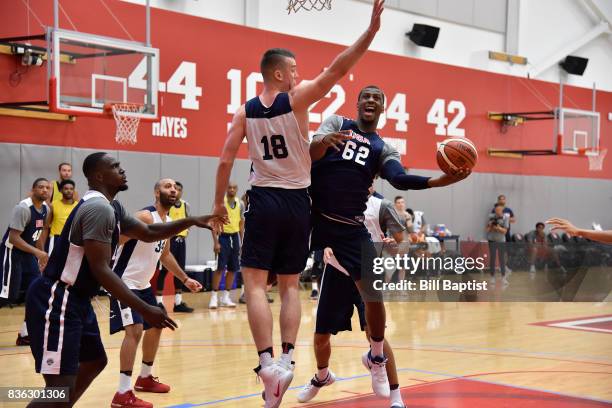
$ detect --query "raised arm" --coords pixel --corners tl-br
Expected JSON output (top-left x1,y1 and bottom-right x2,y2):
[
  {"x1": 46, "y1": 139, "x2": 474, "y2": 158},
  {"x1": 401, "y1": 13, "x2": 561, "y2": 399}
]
[
  {"x1": 213, "y1": 106, "x2": 246, "y2": 218},
  {"x1": 290, "y1": 0, "x2": 385, "y2": 112}
]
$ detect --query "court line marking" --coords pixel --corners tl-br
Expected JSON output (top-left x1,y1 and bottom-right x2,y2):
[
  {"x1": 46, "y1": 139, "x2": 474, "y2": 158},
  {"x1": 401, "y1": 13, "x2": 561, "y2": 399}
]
[{"x1": 165, "y1": 367, "x2": 612, "y2": 407}]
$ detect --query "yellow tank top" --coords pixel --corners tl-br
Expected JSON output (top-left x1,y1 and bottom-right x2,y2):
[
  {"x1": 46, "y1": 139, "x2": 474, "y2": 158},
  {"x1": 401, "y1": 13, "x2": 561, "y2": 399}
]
[
  {"x1": 50, "y1": 200, "x2": 77, "y2": 235},
  {"x1": 223, "y1": 196, "x2": 242, "y2": 234},
  {"x1": 51, "y1": 180, "x2": 62, "y2": 206},
  {"x1": 169, "y1": 200, "x2": 188, "y2": 237}
]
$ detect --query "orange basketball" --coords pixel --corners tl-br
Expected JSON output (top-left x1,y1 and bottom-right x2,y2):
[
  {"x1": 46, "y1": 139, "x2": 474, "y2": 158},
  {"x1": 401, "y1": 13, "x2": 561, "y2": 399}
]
[{"x1": 436, "y1": 137, "x2": 478, "y2": 174}]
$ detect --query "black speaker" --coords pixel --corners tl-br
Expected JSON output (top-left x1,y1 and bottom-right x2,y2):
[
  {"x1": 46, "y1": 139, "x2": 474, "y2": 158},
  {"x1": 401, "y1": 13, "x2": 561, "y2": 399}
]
[
  {"x1": 559, "y1": 55, "x2": 589, "y2": 76},
  {"x1": 406, "y1": 24, "x2": 440, "y2": 48}
]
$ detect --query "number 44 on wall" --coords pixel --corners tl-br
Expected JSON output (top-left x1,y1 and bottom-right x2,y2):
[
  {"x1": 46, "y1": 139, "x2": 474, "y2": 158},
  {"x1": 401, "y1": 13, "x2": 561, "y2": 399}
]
[{"x1": 129, "y1": 58, "x2": 203, "y2": 110}]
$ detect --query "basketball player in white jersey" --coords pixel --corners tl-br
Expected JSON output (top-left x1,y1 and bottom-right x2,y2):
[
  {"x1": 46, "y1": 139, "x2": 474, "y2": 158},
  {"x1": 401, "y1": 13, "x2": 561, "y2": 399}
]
[
  {"x1": 212, "y1": 2, "x2": 385, "y2": 406},
  {"x1": 109, "y1": 178, "x2": 202, "y2": 408}
]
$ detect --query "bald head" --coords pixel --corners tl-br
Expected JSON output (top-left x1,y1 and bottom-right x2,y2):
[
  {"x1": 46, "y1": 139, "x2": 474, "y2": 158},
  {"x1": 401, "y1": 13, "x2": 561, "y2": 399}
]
[
  {"x1": 227, "y1": 182, "x2": 238, "y2": 199},
  {"x1": 154, "y1": 178, "x2": 178, "y2": 209}
]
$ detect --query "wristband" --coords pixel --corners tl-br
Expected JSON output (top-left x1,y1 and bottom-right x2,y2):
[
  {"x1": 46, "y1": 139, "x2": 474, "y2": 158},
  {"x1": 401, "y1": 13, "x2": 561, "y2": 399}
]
[{"x1": 183, "y1": 277, "x2": 189, "y2": 284}]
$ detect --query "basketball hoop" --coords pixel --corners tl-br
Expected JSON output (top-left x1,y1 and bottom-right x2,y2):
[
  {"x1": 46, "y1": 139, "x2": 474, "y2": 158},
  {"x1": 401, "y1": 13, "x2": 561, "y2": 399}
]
[
  {"x1": 287, "y1": 0, "x2": 332, "y2": 14},
  {"x1": 107, "y1": 103, "x2": 143, "y2": 145},
  {"x1": 587, "y1": 148, "x2": 607, "y2": 171}
]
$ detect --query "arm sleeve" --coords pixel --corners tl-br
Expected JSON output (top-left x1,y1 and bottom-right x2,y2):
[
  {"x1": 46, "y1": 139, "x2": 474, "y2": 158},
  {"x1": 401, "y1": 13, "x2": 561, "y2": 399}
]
[
  {"x1": 313, "y1": 115, "x2": 343, "y2": 139},
  {"x1": 380, "y1": 200, "x2": 405, "y2": 235},
  {"x1": 80, "y1": 201, "x2": 116, "y2": 243},
  {"x1": 9, "y1": 204, "x2": 30, "y2": 232},
  {"x1": 380, "y1": 159, "x2": 430, "y2": 190}
]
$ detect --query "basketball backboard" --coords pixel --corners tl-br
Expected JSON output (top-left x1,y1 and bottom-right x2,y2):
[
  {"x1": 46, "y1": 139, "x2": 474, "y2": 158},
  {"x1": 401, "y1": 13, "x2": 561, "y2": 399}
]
[
  {"x1": 554, "y1": 107, "x2": 600, "y2": 156},
  {"x1": 48, "y1": 28, "x2": 159, "y2": 120}
]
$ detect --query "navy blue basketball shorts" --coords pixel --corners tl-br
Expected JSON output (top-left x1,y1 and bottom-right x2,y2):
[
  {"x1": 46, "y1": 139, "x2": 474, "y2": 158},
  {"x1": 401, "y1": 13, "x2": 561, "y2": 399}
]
[
  {"x1": 315, "y1": 263, "x2": 366, "y2": 335},
  {"x1": 1, "y1": 247, "x2": 40, "y2": 301},
  {"x1": 310, "y1": 213, "x2": 377, "y2": 281},
  {"x1": 26, "y1": 277, "x2": 106, "y2": 376},
  {"x1": 218, "y1": 232, "x2": 240, "y2": 273},
  {"x1": 241, "y1": 186, "x2": 311, "y2": 275},
  {"x1": 110, "y1": 287, "x2": 159, "y2": 334}
]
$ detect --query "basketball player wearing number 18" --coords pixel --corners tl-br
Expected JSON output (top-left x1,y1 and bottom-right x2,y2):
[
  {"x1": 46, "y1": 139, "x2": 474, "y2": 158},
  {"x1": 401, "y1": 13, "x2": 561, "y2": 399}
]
[{"x1": 212, "y1": 1, "x2": 385, "y2": 407}]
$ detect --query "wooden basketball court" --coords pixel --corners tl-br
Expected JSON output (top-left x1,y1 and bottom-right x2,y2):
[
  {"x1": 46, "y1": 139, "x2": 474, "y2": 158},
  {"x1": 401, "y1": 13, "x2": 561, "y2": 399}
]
[{"x1": 1, "y1": 284, "x2": 611, "y2": 407}]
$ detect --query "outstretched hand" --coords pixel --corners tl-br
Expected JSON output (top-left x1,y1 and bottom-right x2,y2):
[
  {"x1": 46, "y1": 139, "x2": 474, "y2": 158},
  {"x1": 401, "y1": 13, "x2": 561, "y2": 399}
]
[
  {"x1": 546, "y1": 218, "x2": 579, "y2": 236},
  {"x1": 321, "y1": 131, "x2": 354, "y2": 151},
  {"x1": 193, "y1": 214, "x2": 226, "y2": 233},
  {"x1": 430, "y1": 168, "x2": 471, "y2": 187},
  {"x1": 368, "y1": 0, "x2": 385, "y2": 33}
]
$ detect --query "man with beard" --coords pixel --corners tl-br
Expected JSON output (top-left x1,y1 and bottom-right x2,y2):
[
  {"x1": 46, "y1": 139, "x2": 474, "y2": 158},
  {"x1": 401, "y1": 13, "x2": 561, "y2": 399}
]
[
  {"x1": 0, "y1": 178, "x2": 50, "y2": 345},
  {"x1": 307, "y1": 85, "x2": 470, "y2": 404},
  {"x1": 110, "y1": 178, "x2": 203, "y2": 408},
  {"x1": 24, "y1": 152, "x2": 221, "y2": 408}
]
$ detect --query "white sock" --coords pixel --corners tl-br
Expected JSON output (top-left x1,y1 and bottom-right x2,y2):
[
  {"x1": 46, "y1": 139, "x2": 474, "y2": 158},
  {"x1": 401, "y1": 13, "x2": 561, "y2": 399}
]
[
  {"x1": 175, "y1": 293, "x2": 182, "y2": 305},
  {"x1": 371, "y1": 339, "x2": 384, "y2": 358},
  {"x1": 240, "y1": 285, "x2": 245, "y2": 295},
  {"x1": 224, "y1": 290, "x2": 231, "y2": 299},
  {"x1": 259, "y1": 351, "x2": 274, "y2": 367},
  {"x1": 155, "y1": 295, "x2": 163, "y2": 304},
  {"x1": 390, "y1": 388, "x2": 403, "y2": 405},
  {"x1": 118, "y1": 373, "x2": 132, "y2": 393},
  {"x1": 312, "y1": 281, "x2": 319, "y2": 291},
  {"x1": 140, "y1": 362, "x2": 153, "y2": 378},
  {"x1": 317, "y1": 367, "x2": 329, "y2": 381},
  {"x1": 19, "y1": 321, "x2": 28, "y2": 337}
]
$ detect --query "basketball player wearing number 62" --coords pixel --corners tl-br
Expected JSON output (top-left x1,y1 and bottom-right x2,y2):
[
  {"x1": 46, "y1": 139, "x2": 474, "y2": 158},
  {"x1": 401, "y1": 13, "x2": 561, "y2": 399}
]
[
  {"x1": 305, "y1": 85, "x2": 471, "y2": 404},
  {"x1": 212, "y1": 1, "x2": 385, "y2": 406}
]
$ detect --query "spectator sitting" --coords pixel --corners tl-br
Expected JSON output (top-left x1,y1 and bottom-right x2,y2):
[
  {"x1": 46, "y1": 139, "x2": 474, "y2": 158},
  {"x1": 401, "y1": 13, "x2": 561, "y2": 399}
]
[
  {"x1": 525, "y1": 222, "x2": 566, "y2": 275},
  {"x1": 406, "y1": 208, "x2": 427, "y2": 243}
]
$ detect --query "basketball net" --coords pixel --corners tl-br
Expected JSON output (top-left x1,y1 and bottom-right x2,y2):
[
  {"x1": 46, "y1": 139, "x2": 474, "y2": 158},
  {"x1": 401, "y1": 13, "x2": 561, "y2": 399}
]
[
  {"x1": 587, "y1": 148, "x2": 607, "y2": 171},
  {"x1": 110, "y1": 103, "x2": 142, "y2": 145},
  {"x1": 287, "y1": 0, "x2": 332, "y2": 14}
]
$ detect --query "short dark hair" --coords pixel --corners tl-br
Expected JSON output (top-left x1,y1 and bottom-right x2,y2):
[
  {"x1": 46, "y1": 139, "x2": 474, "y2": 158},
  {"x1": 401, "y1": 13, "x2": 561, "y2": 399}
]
[
  {"x1": 358, "y1": 85, "x2": 385, "y2": 104},
  {"x1": 536, "y1": 222, "x2": 545, "y2": 229},
  {"x1": 260, "y1": 48, "x2": 295, "y2": 80},
  {"x1": 175, "y1": 181, "x2": 183, "y2": 189},
  {"x1": 494, "y1": 203, "x2": 505, "y2": 209},
  {"x1": 406, "y1": 208, "x2": 414, "y2": 217},
  {"x1": 59, "y1": 179, "x2": 75, "y2": 189},
  {"x1": 32, "y1": 177, "x2": 48, "y2": 189},
  {"x1": 498, "y1": 194, "x2": 505, "y2": 200},
  {"x1": 394, "y1": 196, "x2": 403, "y2": 202},
  {"x1": 58, "y1": 162, "x2": 71, "y2": 171},
  {"x1": 83, "y1": 152, "x2": 108, "y2": 179}
]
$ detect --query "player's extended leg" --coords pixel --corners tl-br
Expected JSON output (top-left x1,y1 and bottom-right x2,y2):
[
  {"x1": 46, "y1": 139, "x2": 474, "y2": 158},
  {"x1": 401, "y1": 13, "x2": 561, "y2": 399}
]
[
  {"x1": 135, "y1": 328, "x2": 170, "y2": 393},
  {"x1": 112, "y1": 324, "x2": 153, "y2": 408},
  {"x1": 366, "y1": 329, "x2": 405, "y2": 407},
  {"x1": 71, "y1": 357, "x2": 108, "y2": 404},
  {"x1": 243, "y1": 267, "x2": 273, "y2": 351},
  {"x1": 297, "y1": 333, "x2": 337, "y2": 403},
  {"x1": 277, "y1": 273, "x2": 301, "y2": 365}
]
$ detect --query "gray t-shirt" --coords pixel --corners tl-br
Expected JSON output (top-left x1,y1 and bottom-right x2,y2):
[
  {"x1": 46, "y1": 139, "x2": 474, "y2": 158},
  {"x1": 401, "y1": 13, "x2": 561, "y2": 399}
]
[
  {"x1": 70, "y1": 197, "x2": 140, "y2": 246},
  {"x1": 487, "y1": 213, "x2": 510, "y2": 242},
  {"x1": 9, "y1": 200, "x2": 47, "y2": 232},
  {"x1": 314, "y1": 114, "x2": 401, "y2": 172},
  {"x1": 379, "y1": 199, "x2": 405, "y2": 236}
]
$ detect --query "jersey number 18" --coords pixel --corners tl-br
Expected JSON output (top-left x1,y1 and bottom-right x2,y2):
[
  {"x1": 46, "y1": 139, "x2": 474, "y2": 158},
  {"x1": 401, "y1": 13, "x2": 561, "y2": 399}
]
[{"x1": 261, "y1": 135, "x2": 289, "y2": 160}]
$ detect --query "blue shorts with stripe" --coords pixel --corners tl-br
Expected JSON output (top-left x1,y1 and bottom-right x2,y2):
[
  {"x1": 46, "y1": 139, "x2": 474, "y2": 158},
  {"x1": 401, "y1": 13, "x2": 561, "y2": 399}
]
[
  {"x1": 25, "y1": 276, "x2": 106, "y2": 376},
  {"x1": 109, "y1": 287, "x2": 158, "y2": 334},
  {"x1": 241, "y1": 186, "x2": 311, "y2": 275},
  {"x1": 1, "y1": 247, "x2": 40, "y2": 301},
  {"x1": 218, "y1": 232, "x2": 240, "y2": 273}
]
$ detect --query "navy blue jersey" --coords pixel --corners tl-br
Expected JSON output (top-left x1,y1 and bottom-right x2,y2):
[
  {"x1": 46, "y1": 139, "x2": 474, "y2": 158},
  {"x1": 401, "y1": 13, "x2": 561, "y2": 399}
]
[
  {"x1": 310, "y1": 117, "x2": 386, "y2": 224},
  {"x1": 1, "y1": 198, "x2": 48, "y2": 254},
  {"x1": 43, "y1": 192, "x2": 124, "y2": 298}
]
